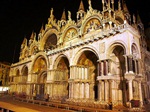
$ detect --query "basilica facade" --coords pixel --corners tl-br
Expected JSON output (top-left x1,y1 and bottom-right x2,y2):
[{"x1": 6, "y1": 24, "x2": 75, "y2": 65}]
[{"x1": 9, "y1": 0, "x2": 150, "y2": 108}]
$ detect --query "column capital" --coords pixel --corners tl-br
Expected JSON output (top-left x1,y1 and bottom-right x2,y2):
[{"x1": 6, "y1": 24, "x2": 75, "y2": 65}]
[{"x1": 125, "y1": 74, "x2": 135, "y2": 81}]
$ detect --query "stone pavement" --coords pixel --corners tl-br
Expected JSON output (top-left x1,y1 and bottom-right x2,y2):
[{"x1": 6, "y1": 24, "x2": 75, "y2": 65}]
[
  {"x1": 0, "y1": 94, "x2": 149, "y2": 112},
  {"x1": 0, "y1": 95, "x2": 74, "y2": 112}
]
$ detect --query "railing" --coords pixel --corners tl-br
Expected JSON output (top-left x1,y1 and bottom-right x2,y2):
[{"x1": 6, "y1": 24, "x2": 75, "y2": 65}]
[{"x1": 14, "y1": 96, "x2": 114, "y2": 112}]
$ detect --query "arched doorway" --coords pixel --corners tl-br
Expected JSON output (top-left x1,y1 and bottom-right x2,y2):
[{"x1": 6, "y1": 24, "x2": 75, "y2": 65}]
[
  {"x1": 77, "y1": 50, "x2": 98, "y2": 100},
  {"x1": 109, "y1": 45, "x2": 126, "y2": 104},
  {"x1": 21, "y1": 66, "x2": 28, "y2": 94},
  {"x1": 36, "y1": 71, "x2": 47, "y2": 99},
  {"x1": 32, "y1": 56, "x2": 47, "y2": 100},
  {"x1": 53, "y1": 56, "x2": 70, "y2": 100}
]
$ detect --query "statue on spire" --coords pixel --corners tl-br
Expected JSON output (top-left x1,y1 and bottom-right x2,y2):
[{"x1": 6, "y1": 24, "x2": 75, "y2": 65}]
[
  {"x1": 68, "y1": 11, "x2": 72, "y2": 21},
  {"x1": 50, "y1": 8, "x2": 54, "y2": 19},
  {"x1": 88, "y1": 0, "x2": 92, "y2": 11}
]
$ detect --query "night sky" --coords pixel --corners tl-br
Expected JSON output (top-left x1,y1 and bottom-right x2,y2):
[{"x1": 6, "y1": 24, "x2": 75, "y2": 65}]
[{"x1": 0, "y1": 0, "x2": 149, "y2": 63}]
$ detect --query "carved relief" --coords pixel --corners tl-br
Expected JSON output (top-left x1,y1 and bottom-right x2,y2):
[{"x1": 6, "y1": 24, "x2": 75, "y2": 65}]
[
  {"x1": 64, "y1": 28, "x2": 77, "y2": 41},
  {"x1": 84, "y1": 18, "x2": 101, "y2": 33}
]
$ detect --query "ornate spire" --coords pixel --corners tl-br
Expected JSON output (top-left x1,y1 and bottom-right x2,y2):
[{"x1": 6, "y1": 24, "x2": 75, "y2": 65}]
[
  {"x1": 137, "y1": 12, "x2": 142, "y2": 24},
  {"x1": 22, "y1": 38, "x2": 27, "y2": 45},
  {"x1": 122, "y1": 0, "x2": 129, "y2": 14},
  {"x1": 111, "y1": 0, "x2": 114, "y2": 10},
  {"x1": 78, "y1": 0, "x2": 85, "y2": 11},
  {"x1": 68, "y1": 11, "x2": 72, "y2": 21},
  {"x1": 137, "y1": 12, "x2": 144, "y2": 29},
  {"x1": 118, "y1": 0, "x2": 121, "y2": 10},
  {"x1": 30, "y1": 31, "x2": 36, "y2": 40},
  {"x1": 39, "y1": 24, "x2": 44, "y2": 33},
  {"x1": 61, "y1": 9, "x2": 66, "y2": 20},
  {"x1": 88, "y1": 0, "x2": 92, "y2": 11},
  {"x1": 21, "y1": 37, "x2": 27, "y2": 50}
]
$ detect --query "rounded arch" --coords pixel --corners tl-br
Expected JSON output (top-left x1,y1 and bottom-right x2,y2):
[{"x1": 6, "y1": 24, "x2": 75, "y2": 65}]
[
  {"x1": 115, "y1": 16, "x2": 124, "y2": 24},
  {"x1": 107, "y1": 43, "x2": 126, "y2": 75},
  {"x1": 21, "y1": 65, "x2": 28, "y2": 76},
  {"x1": 40, "y1": 29, "x2": 59, "y2": 51},
  {"x1": 53, "y1": 54, "x2": 70, "y2": 69},
  {"x1": 131, "y1": 43, "x2": 140, "y2": 58},
  {"x1": 62, "y1": 26, "x2": 78, "y2": 42},
  {"x1": 72, "y1": 46, "x2": 99, "y2": 65},
  {"x1": 81, "y1": 16, "x2": 102, "y2": 34},
  {"x1": 30, "y1": 52, "x2": 49, "y2": 72},
  {"x1": 37, "y1": 71, "x2": 47, "y2": 83},
  {"x1": 106, "y1": 41, "x2": 127, "y2": 56},
  {"x1": 73, "y1": 46, "x2": 99, "y2": 100}
]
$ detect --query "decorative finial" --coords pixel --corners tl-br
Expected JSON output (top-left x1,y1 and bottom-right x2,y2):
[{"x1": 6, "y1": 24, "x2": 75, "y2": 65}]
[
  {"x1": 68, "y1": 11, "x2": 72, "y2": 21},
  {"x1": 78, "y1": 0, "x2": 85, "y2": 11},
  {"x1": 50, "y1": 8, "x2": 54, "y2": 19},
  {"x1": 88, "y1": 0, "x2": 92, "y2": 10}
]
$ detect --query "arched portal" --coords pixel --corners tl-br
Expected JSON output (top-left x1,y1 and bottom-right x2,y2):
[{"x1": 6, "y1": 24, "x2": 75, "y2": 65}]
[
  {"x1": 21, "y1": 66, "x2": 28, "y2": 93},
  {"x1": 22, "y1": 66, "x2": 28, "y2": 83},
  {"x1": 77, "y1": 50, "x2": 98, "y2": 100},
  {"x1": 36, "y1": 71, "x2": 47, "y2": 99},
  {"x1": 32, "y1": 56, "x2": 47, "y2": 100},
  {"x1": 53, "y1": 56, "x2": 70, "y2": 100},
  {"x1": 109, "y1": 45, "x2": 126, "y2": 105}
]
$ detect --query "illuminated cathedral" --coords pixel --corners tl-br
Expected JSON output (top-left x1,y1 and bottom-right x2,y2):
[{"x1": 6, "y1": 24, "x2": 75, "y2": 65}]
[{"x1": 9, "y1": 0, "x2": 150, "y2": 109}]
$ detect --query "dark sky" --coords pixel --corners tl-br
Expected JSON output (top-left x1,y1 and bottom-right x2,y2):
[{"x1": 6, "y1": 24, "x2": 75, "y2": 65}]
[{"x1": 0, "y1": 0, "x2": 149, "y2": 63}]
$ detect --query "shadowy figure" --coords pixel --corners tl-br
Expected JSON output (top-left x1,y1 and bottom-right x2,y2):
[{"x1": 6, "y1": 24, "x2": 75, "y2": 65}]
[{"x1": 109, "y1": 102, "x2": 113, "y2": 110}]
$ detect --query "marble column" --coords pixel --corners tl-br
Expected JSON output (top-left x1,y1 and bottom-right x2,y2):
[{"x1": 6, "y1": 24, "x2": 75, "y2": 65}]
[
  {"x1": 101, "y1": 61, "x2": 104, "y2": 76},
  {"x1": 82, "y1": 67, "x2": 84, "y2": 79},
  {"x1": 109, "y1": 80, "x2": 112, "y2": 102},
  {"x1": 104, "y1": 60, "x2": 108, "y2": 75},
  {"x1": 85, "y1": 67, "x2": 88, "y2": 80},
  {"x1": 85, "y1": 83, "x2": 89, "y2": 99},
  {"x1": 138, "y1": 81, "x2": 143, "y2": 107},
  {"x1": 69, "y1": 83, "x2": 71, "y2": 99},
  {"x1": 123, "y1": 55, "x2": 128, "y2": 74},
  {"x1": 98, "y1": 81, "x2": 102, "y2": 101},
  {"x1": 105, "y1": 80, "x2": 109, "y2": 102},
  {"x1": 128, "y1": 55, "x2": 133, "y2": 73},
  {"x1": 133, "y1": 59, "x2": 138, "y2": 75},
  {"x1": 137, "y1": 59, "x2": 142, "y2": 75},
  {"x1": 128, "y1": 80, "x2": 133, "y2": 101},
  {"x1": 89, "y1": 83, "x2": 94, "y2": 100},
  {"x1": 102, "y1": 81, "x2": 105, "y2": 101}
]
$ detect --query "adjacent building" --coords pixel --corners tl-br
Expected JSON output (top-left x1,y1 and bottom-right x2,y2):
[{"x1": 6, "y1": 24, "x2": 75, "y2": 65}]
[
  {"x1": 0, "y1": 62, "x2": 10, "y2": 86},
  {"x1": 9, "y1": 0, "x2": 150, "y2": 108}
]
